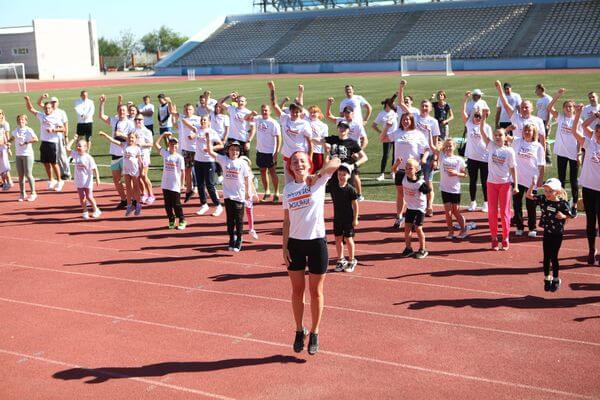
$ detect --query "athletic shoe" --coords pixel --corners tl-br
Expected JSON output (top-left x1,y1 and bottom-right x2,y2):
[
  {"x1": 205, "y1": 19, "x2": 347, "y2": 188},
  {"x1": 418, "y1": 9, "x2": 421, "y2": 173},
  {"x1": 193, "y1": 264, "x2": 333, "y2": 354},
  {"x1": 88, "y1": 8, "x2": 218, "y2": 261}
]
[
  {"x1": 18, "y1": 194, "x2": 25, "y2": 202},
  {"x1": 233, "y1": 240, "x2": 242, "y2": 252},
  {"x1": 212, "y1": 204, "x2": 224, "y2": 217},
  {"x1": 468, "y1": 201, "x2": 477, "y2": 212},
  {"x1": 27, "y1": 193, "x2": 37, "y2": 202},
  {"x1": 400, "y1": 247, "x2": 414, "y2": 258},
  {"x1": 55, "y1": 180, "x2": 64, "y2": 192},
  {"x1": 393, "y1": 217, "x2": 404, "y2": 230},
  {"x1": 2, "y1": 183, "x2": 8, "y2": 191},
  {"x1": 192, "y1": 186, "x2": 198, "y2": 193},
  {"x1": 146, "y1": 196, "x2": 156, "y2": 205},
  {"x1": 168, "y1": 221, "x2": 176, "y2": 229},
  {"x1": 196, "y1": 204, "x2": 209, "y2": 215},
  {"x1": 571, "y1": 206, "x2": 577, "y2": 218},
  {"x1": 491, "y1": 240, "x2": 499, "y2": 251},
  {"x1": 134, "y1": 203, "x2": 142, "y2": 216},
  {"x1": 457, "y1": 230, "x2": 469, "y2": 239},
  {"x1": 528, "y1": 230, "x2": 537, "y2": 238},
  {"x1": 92, "y1": 208, "x2": 102, "y2": 218},
  {"x1": 414, "y1": 249, "x2": 428, "y2": 259},
  {"x1": 550, "y1": 278, "x2": 561, "y2": 292},
  {"x1": 184, "y1": 192, "x2": 193, "y2": 203},
  {"x1": 425, "y1": 208, "x2": 434, "y2": 217},
  {"x1": 515, "y1": 229, "x2": 524, "y2": 236},
  {"x1": 344, "y1": 258, "x2": 357, "y2": 273},
  {"x1": 47, "y1": 180, "x2": 57, "y2": 190},
  {"x1": 249, "y1": 229, "x2": 259, "y2": 240},
  {"x1": 307, "y1": 332, "x2": 319, "y2": 355},
  {"x1": 217, "y1": 175, "x2": 224, "y2": 184},
  {"x1": 82, "y1": 211, "x2": 90, "y2": 220},
  {"x1": 446, "y1": 233, "x2": 455, "y2": 240},
  {"x1": 335, "y1": 258, "x2": 347, "y2": 272},
  {"x1": 501, "y1": 239, "x2": 509, "y2": 251},
  {"x1": 273, "y1": 194, "x2": 280, "y2": 204},
  {"x1": 544, "y1": 279, "x2": 552, "y2": 292},
  {"x1": 467, "y1": 221, "x2": 477, "y2": 230},
  {"x1": 125, "y1": 205, "x2": 134, "y2": 216},
  {"x1": 376, "y1": 173, "x2": 385, "y2": 182},
  {"x1": 481, "y1": 202, "x2": 488, "y2": 213},
  {"x1": 115, "y1": 200, "x2": 127, "y2": 210},
  {"x1": 177, "y1": 220, "x2": 187, "y2": 230},
  {"x1": 293, "y1": 328, "x2": 308, "y2": 353},
  {"x1": 141, "y1": 194, "x2": 149, "y2": 204},
  {"x1": 357, "y1": 194, "x2": 365, "y2": 202},
  {"x1": 587, "y1": 250, "x2": 597, "y2": 265}
]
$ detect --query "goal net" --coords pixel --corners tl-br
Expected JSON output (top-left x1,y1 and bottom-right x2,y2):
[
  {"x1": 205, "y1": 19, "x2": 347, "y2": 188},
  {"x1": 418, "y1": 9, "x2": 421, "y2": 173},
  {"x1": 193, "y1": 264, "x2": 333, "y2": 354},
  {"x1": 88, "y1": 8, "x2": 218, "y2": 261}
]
[
  {"x1": 0, "y1": 63, "x2": 27, "y2": 93},
  {"x1": 250, "y1": 58, "x2": 278, "y2": 75},
  {"x1": 400, "y1": 54, "x2": 454, "y2": 77}
]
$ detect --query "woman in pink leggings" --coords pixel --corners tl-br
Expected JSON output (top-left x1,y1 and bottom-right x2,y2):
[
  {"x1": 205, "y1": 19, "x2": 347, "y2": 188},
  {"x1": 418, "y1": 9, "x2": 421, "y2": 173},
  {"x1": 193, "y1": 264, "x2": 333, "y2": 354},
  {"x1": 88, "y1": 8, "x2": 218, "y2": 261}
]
[{"x1": 479, "y1": 109, "x2": 518, "y2": 250}]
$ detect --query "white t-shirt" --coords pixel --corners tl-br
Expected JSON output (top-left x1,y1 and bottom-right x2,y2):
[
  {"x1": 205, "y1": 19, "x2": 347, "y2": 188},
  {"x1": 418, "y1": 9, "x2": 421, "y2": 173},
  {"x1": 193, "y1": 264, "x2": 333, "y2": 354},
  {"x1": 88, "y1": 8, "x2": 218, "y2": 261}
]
[
  {"x1": 375, "y1": 109, "x2": 398, "y2": 133},
  {"x1": 465, "y1": 120, "x2": 492, "y2": 162},
  {"x1": 335, "y1": 117, "x2": 366, "y2": 145},
  {"x1": 177, "y1": 115, "x2": 201, "y2": 152},
  {"x1": 109, "y1": 116, "x2": 135, "y2": 157},
  {"x1": 439, "y1": 153, "x2": 466, "y2": 194},
  {"x1": 510, "y1": 113, "x2": 546, "y2": 139},
  {"x1": 280, "y1": 114, "x2": 312, "y2": 158},
  {"x1": 402, "y1": 176, "x2": 427, "y2": 213},
  {"x1": 339, "y1": 95, "x2": 370, "y2": 125},
  {"x1": 387, "y1": 129, "x2": 429, "y2": 171},
  {"x1": 37, "y1": 111, "x2": 63, "y2": 143},
  {"x1": 512, "y1": 138, "x2": 545, "y2": 189},
  {"x1": 158, "y1": 103, "x2": 172, "y2": 128},
  {"x1": 55, "y1": 108, "x2": 68, "y2": 125},
  {"x1": 582, "y1": 104, "x2": 600, "y2": 122},
  {"x1": 227, "y1": 105, "x2": 251, "y2": 142},
  {"x1": 580, "y1": 137, "x2": 600, "y2": 191},
  {"x1": 553, "y1": 114, "x2": 581, "y2": 161},
  {"x1": 496, "y1": 92, "x2": 522, "y2": 123},
  {"x1": 283, "y1": 172, "x2": 331, "y2": 240},
  {"x1": 308, "y1": 118, "x2": 329, "y2": 154},
  {"x1": 487, "y1": 142, "x2": 516, "y2": 184},
  {"x1": 196, "y1": 104, "x2": 214, "y2": 118},
  {"x1": 136, "y1": 126, "x2": 153, "y2": 164},
  {"x1": 211, "y1": 113, "x2": 230, "y2": 140},
  {"x1": 466, "y1": 99, "x2": 490, "y2": 117},
  {"x1": 123, "y1": 145, "x2": 142, "y2": 177},
  {"x1": 74, "y1": 98, "x2": 95, "y2": 124},
  {"x1": 71, "y1": 151, "x2": 96, "y2": 189},
  {"x1": 254, "y1": 116, "x2": 281, "y2": 154},
  {"x1": 194, "y1": 128, "x2": 221, "y2": 163},
  {"x1": 536, "y1": 94, "x2": 552, "y2": 121},
  {"x1": 160, "y1": 149, "x2": 185, "y2": 192},
  {"x1": 11, "y1": 127, "x2": 35, "y2": 157},
  {"x1": 138, "y1": 103, "x2": 155, "y2": 126},
  {"x1": 415, "y1": 114, "x2": 441, "y2": 142},
  {"x1": 215, "y1": 154, "x2": 250, "y2": 202}
]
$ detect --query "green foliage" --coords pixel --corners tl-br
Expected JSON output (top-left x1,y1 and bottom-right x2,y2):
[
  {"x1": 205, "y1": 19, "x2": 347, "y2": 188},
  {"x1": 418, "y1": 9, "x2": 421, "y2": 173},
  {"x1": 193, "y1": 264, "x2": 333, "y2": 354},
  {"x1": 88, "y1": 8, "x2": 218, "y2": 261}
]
[
  {"x1": 98, "y1": 37, "x2": 121, "y2": 57},
  {"x1": 140, "y1": 26, "x2": 189, "y2": 53}
]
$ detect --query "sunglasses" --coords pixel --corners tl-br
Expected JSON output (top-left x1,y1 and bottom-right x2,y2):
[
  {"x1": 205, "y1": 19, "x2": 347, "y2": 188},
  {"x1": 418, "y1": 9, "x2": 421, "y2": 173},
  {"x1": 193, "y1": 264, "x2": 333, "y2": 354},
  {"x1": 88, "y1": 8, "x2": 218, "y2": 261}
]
[{"x1": 135, "y1": 118, "x2": 144, "y2": 121}]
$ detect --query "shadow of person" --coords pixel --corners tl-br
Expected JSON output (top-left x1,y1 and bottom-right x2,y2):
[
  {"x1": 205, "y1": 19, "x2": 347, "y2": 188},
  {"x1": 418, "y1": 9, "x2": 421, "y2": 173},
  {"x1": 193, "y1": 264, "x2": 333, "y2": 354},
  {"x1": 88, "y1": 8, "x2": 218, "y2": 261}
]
[
  {"x1": 52, "y1": 355, "x2": 306, "y2": 384},
  {"x1": 395, "y1": 295, "x2": 600, "y2": 310}
]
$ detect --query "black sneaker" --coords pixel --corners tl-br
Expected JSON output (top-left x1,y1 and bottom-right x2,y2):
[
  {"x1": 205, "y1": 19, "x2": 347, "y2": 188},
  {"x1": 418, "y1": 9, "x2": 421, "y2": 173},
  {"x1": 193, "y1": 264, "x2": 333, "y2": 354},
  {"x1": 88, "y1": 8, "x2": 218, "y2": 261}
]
[
  {"x1": 400, "y1": 247, "x2": 414, "y2": 258},
  {"x1": 587, "y1": 250, "x2": 597, "y2": 265},
  {"x1": 544, "y1": 279, "x2": 552, "y2": 292},
  {"x1": 228, "y1": 237, "x2": 235, "y2": 251},
  {"x1": 115, "y1": 200, "x2": 127, "y2": 210},
  {"x1": 233, "y1": 240, "x2": 242, "y2": 253},
  {"x1": 184, "y1": 191, "x2": 193, "y2": 203},
  {"x1": 293, "y1": 328, "x2": 308, "y2": 353},
  {"x1": 307, "y1": 332, "x2": 319, "y2": 355},
  {"x1": 571, "y1": 206, "x2": 577, "y2": 218},
  {"x1": 550, "y1": 278, "x2": 561, "y2": 292},
  {"x1": 414, "y1": 249, "x2": 428, "y2": 259}
]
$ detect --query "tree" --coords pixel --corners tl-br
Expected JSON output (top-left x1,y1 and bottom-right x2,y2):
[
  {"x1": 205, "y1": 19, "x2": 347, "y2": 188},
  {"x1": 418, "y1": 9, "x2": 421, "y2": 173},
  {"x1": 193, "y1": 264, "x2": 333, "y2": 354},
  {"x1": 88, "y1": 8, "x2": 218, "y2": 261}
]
[
  {"x1": 140, "y1": 26, "x2": 188, "y2": 53},
  {"x1": 98, "y1": 37, "x2": 120, "y2": 57},
  {"x1": 117, "y1": 30, "x2": 139, "y2": 68}
]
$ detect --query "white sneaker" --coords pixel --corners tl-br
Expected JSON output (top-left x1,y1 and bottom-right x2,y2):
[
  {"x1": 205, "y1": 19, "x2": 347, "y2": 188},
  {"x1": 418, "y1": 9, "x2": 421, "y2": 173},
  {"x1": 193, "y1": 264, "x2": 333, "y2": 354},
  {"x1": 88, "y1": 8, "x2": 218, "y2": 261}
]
[
  {"x1": 212, "y1": 204, "x2": 223, "y2": 217},
  {"x1": 82, "y1": 211, "x2": 90, "y2": 220},
  {"x1": 55, "y1": 180, "x2": 65, "y2": 192},
  {"x1": 217, "y1": 175, "x2": 224, "y2": 184},
  {"x1": 376, "y1": 173, "x2": 385, "y2": 182},
  {"x1": 468, "y1": 201, "x2": 477, "y2": 212},
  {"x1": 528, "y1": 230, "x2": 537, "y2": 238},
  {"x1": 481, "y1": 202, "x2": 488, "y2": 213},
  {"x1": 344, "y1": 258, "x2": 357, "y2": 273},
  {"x1": 18, "y1": 194, "x2": 25, "y2": 202},
  {"x1": 27, "y1": 193, "x2": 38, "y2": 202},
  {"x1": 249, "y1": 229, "x2": 259, "y2": 240},
  {"x1": 196, "y1": 204, "x2": 209, "y2": 215},
  {"x1": 48, "y1": 180, "x2": 57, "y2": 190},
  {"x1": 515, "y1": 229, "x2": 524, "y2": 236},
  {"x1": 92, "y1": 208, "x2": 102, "y2": 218},
  {"x1": 357, "y1": 194, "x2": 365, "y2": 202}
]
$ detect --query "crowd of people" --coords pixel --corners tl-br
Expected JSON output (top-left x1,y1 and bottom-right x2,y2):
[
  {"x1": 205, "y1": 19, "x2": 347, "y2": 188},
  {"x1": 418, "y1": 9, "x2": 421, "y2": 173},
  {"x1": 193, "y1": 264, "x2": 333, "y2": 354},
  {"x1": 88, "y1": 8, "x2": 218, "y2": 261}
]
[{"x1": 0, "y1": 80, "x2": 598, "y2": 355}]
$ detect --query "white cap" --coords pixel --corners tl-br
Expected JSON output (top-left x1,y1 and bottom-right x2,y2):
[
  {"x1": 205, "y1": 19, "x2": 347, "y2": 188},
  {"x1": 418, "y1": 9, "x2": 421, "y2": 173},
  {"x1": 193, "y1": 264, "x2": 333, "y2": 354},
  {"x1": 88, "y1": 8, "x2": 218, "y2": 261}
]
[
  {"x1": 338, "y1": 163, "x2": 354, "y2": 173},
  {"x1": 543, "y1": 178, "x2": 562, "y2": 191},
  {"x1": 49, "y1": 96, "x2": 59, "y2": 103},
  {"x1": 472, "y1": 89, "x2": 483, "y2": 96}
]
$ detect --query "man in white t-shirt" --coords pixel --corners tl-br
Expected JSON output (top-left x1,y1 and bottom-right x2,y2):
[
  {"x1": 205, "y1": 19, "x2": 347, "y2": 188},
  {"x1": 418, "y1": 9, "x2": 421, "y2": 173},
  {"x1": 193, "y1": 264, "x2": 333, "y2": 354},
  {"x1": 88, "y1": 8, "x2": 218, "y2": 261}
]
[
  {"x1": 74, "y1": 90, "x2": 95, "y2": 148},
  {"x1": 218, "y1": 92, "x2": 253, "y2": 156},
  {"x1": 535, "y1": 83, "x2": 553, "y2": 163},
  {"x1": 338, "y1": 84, "x2": 372, "y2": 126},
  {"x1": 39, "y1": 94, "x2": 71, "y2": 180},
  {"x1": 583, "y1": 91, "x2": 599, "y2": 122},
  {"x1": 495, "y1": 82, "x2": 522, "y2": 129},
  {"x1": 138, "y1": 95, "x2": 155, "y2": 134}
]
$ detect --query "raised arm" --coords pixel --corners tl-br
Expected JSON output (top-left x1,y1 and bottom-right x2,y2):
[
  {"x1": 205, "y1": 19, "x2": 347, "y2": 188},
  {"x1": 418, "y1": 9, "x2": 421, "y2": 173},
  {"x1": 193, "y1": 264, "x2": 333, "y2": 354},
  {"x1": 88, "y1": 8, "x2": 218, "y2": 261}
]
[
  {"x1": 494, "y1": 80, "x2": 515, "y2": 119},
  {"x1": 479, "y1": 109, "x2": 491, "y2": 147},
  {"x1": 427, "y1": 129, "x2": 440, "y2": 156},
  {"x1": 166, "y1": 97, "x2": 179, "y2": 121},
  {"x1": 461, "y1": 91, "x2": 470, "y2": 124},
  {"x1": 267, "y1": 81, "x2": 283, "y2": 117},
  {"x1": 325, "y1": 97, "x2": 338, "y2": 123},
  {"x1": 98, "y1": 130, "x2": 120, "y2": 145},
  {"x1": 547, "y1": 88, "x2": 566, "y2": 120},
  {"x1": 154, "y1": 132, "x2": 169, "y2": 151},
  {"x1": 320, "y1": 155, "x2": 342, "y2": 176},
  {"x1": 217, "y1": 92, "x2": 235, "y2": 108},
  {"x1": 24, "y1": 96, "x2": 38, "y2": 115},
  {"x1": 581, "y1": 109, "x2": 599, "y2": 139},
  {"x1": 396, "y1": 80, "x2": 410, "y2": 114},
  {"x1": 36, "y1": 93, "x2": 49, "y2": 108},
  {"x1": 98, "y1": 95, "x2": 111, "y2": 125},
  {"x1": 205, "y1": 131, "x2": 218, "y2": 159},
  {"x1": 572, "y1": 104, "x2": 587, "y2": 146},
  {"x1": 295, "y1": 84, "x2": 304, "y2": 106}
]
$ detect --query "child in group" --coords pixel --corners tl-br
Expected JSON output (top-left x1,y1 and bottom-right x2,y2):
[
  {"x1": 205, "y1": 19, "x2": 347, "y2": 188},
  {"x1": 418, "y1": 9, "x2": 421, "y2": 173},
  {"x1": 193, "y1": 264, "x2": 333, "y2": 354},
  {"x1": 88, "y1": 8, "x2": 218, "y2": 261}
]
[
  {"x1": 206, "y1": 137, "x2": 250, "y2": 252},
  {"x1": 526, "y1": 178, "x2": 574, "y2": 292},
  {"x1": 330, "y1": 163, "x2": 359, "y2": 272},
  {"x1": 133, "y1": 115, "x2": 155, "y2": 204},
  {"x1": 0, "y1": 109, "x2": 13, "y2": 190},
  {"x1": 66, "y1": 136, "x2": 101, "y2": 220},
  {"x1": 427, "y1": 132, "x2": 470, "y2": 239},
  {"x1": 9, "y1": 114, "x2": 38, "y2": 201},
  {"x1": 400, "y1": 158, "x2": 431, "y2": 259},
  {"x1": 99, "y1": 131, "x2": 143, "y2": 216},
  {"x1": 155, "y1": 132, "x2": 186, "y2": 230},
  {"x1": 240, "y1": 156, "x2": 260, "y2": 240}
]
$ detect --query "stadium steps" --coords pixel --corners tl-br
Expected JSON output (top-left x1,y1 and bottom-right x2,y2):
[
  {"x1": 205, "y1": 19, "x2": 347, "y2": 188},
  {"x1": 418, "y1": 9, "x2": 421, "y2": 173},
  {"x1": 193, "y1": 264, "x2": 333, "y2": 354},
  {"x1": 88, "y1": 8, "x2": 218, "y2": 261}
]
[
  {"x1": 164, "y1": 22, "x2": 234, "y2": 67},
  {"x1": 255, "y1": 18, "x2": 316, "y2": 59},
  {"x1": 365, "y1": 11, "x2": 423, "y2": 61},
  {"x1": 498, "y1": 3, "x2": 555, "y2": 58}
]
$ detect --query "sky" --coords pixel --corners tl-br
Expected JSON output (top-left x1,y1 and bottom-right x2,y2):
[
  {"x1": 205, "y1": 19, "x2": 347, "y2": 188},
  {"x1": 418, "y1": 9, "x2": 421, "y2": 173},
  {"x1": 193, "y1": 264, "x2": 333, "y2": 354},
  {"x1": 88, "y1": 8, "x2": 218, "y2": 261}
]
[{"x1": 0, "y1": 0, "x2": 255, "y2": 40}]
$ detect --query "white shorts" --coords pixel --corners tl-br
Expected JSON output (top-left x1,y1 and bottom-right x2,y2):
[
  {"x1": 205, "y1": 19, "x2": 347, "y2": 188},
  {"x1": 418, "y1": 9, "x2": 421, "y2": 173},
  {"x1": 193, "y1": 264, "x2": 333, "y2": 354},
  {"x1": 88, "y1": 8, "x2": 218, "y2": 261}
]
[{"x1": 0, "y1": 149, "x2": 9, "y2": 174}]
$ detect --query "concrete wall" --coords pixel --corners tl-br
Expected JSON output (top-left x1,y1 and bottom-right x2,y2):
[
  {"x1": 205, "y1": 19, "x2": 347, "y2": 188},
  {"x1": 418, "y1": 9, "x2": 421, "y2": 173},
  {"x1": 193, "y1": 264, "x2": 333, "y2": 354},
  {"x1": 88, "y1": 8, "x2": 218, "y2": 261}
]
[{"x1": 0, "y1": 30, "x2": 38, "y2": 76}]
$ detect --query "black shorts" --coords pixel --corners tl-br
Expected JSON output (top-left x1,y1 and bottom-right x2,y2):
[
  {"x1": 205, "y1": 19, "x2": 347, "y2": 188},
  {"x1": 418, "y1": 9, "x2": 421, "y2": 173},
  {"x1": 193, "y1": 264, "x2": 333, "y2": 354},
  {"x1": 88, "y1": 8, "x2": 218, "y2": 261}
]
[
  {"x1": 333, "y1": 221, "x2": 355, "y2": 238},
  {"x1": 181, "y1": 150, "x2": 195, "y2": 169},
  {"x1": 441, "y1": 191, "x2": 461, "y2": 205},
  {"x1": 256, "y1": 151, "x2": 274, "y2": 168},
  {"x1": 287, "y1": 237, "x2": 328, "y2": 275},
  {"x1": 145, "y1": 124, "x2": 154, "y2": 135},
  {"x1": 76, "y1": 123, "x2": 93, "y2": 140},
  {"x1": 40, "y1": 141, "x2": 57, "y2": 164},
  {"x1": 394, "y1": 170, "x2": 406, "y2": 186},
  {"x1": 405, "y1": 209, "x2": 425, "y2": 227}
]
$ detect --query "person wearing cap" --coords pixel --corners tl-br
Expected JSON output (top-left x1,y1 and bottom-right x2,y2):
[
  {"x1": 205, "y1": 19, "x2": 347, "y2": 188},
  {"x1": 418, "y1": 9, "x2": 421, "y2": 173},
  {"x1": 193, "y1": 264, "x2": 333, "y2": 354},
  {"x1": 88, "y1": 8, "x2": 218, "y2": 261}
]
[
  {"x1": 526, "y1": 178, "x2": 574, "y2": 292},
  {"x1": 74, "y1": 90, "x2": 95, "y2": 149},
  {"x1": 430, "y1": 90, "x2": 454, "y2": 140},
  {"x1": 217, "y1": 91, "x2": 253, "y2": 156},
  {"x1": 495, "y1": 82, "x2": 522, "y2": 130},
  {"x1": 372, "y1": 95, "x2": 398, "y2": 181},
  {"x1": 196, "y1": 94, "x2": 214, "y2": 118},
  {"x1": 38, "y1": 93, "x2": 70, "y2": 181},
  {"x1": 138, "y1": 95, "x2": 155, "y2": 135},
  {"x1": 573, "y1": 104, "x2": 600, "y2": 266},
  {"x1": 338, "y1": 84, "x2": 372, "y2": 126},
  {"x1": 465, "y1": 88, "x2": 489, "y2": 118},
  {"x1": 330, "y1": 162, "x2": 359, "y2": 273},
  {"x1": 154, "y1": 132, "x2": 187, "y2": 230},
  {"x1": 157, "y1": 94, "x2": 173, "y2": 135}
]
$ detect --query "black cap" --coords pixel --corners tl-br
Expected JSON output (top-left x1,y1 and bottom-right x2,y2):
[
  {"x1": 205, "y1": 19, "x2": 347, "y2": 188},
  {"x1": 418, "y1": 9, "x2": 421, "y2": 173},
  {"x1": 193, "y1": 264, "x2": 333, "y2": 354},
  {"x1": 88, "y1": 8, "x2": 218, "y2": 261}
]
[
  {"x1": 157, "y1": 93, "x2": 166, "y2": 99},
  {"x1": 337, "y1": 120, "x2": 350, "y2": 129},
  {"x1": 227, "y1": 140, "x2": 241, "y2": 148},
  {"x1": 342, "y1": 105, "x2": 354, "y2": 113},
  {"x1": 168, "y1": 137, "x2": 178, "y2": 144}
]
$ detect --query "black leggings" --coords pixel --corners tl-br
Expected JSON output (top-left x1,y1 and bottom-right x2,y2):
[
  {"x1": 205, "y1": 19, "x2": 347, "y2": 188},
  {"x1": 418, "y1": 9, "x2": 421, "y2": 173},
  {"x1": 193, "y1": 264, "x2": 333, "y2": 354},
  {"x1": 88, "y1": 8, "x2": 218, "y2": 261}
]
[
  {"x1": 163, "y1": 189, "x2": 184, "y2": 223},
  {"x1": 225, "y1": 198, "x2": 245, "y2": 244},
  {"x1": 380, "y1": 142, "x2": 394, "y2": 174},
  {"x1": 194, "y1": 161, "x2": 220, "y2": 206},
  {"x1": 556, "y1": 155, "x2": 579, "y2": 204},
  {"x1": 543, "y1": 234, "x2": 563, "y2": 278},
  {"x1": 467, "y1": 159, "x2": 488, "y2": 202},
  {"x1": 513, "y1": 184, "x2": 537, "y2": 231},
  {"x1": 582, "y1": 187, "x2": 600, "y2": 253}
]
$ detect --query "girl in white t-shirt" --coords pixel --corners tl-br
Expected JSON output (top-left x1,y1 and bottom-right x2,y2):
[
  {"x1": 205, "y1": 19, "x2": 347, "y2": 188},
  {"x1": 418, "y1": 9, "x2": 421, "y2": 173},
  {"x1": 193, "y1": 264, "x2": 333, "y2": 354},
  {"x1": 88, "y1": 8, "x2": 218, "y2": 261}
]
[
  {"x1": 306, "y1": 105, "x2": 328, "y2": 177},
  {"x1": 9, "y1": 114, "x2": 38, "y2": 201},
  {"x1": 240, "y1": 156, "x2": 260, "y2": 240},
  {"x1": 372, "y1": 97, "x2": 398, "y2": 181},
  {"x1": 573, "y1": 105, "x2": 600, "y2": 265},
  {"x1": 134, "y1": 115, "x2": 155, "y2": 204},
  {"x1": 479, "y1": 112, "x2": 518, "y2": 251},
  {"x1": 0, "y1": 110, "x2": 12, "y2": 190},
  {"x1": 155, "y1": 132, "x2": 186, "y2": 230},
  {"x1": 211, "y1": 103, "x2": 230, "y2": 184},
  {"x1": 66, "y1": 136, "x2": 101, "y2": 220}
]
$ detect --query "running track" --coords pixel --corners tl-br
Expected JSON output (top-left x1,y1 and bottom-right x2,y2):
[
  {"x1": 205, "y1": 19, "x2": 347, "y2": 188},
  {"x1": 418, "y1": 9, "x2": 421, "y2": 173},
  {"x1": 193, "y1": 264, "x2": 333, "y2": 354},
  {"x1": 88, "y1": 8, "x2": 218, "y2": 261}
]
[{"x1": 0, "y1": 183, "x2": 599, "y2": 399}]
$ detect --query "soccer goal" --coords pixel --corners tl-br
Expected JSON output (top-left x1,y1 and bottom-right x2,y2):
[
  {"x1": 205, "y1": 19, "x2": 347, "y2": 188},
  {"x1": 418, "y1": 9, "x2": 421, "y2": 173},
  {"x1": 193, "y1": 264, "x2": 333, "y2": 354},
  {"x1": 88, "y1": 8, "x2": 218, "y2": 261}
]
[
  {"x1": 186, "y1": 69, "x2": 196, "y2": 81},
  {"x1": 400, "y1": 54, "x2": 454, "y2": 77},
  {"x1": 0, "y1": 63, "x2": 27, "y2": 93},
  {"x1": 250, "y1": 58, "x2": 279, "y2": 75}
]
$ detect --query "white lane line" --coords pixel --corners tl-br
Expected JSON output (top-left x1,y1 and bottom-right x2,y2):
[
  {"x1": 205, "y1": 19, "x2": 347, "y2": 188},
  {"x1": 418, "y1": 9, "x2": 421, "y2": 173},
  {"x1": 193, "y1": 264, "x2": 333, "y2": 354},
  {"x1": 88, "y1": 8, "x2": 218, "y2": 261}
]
[
  {"x1": 1, "y1": 262, "x2": 598, "y2": 348},
  {"x1": 0, "y1": 297, "x2": 595, "y2": 400},
  {"x1": 0, "y1": 348, "x2": 235, "y2": 400}
]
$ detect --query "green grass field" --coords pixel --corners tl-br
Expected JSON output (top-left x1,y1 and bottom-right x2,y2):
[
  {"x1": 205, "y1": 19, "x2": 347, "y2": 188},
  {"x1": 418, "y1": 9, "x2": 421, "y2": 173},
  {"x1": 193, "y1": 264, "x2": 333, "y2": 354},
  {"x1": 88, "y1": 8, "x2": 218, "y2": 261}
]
[{"x1": 2, "y1": 71, "x2": 599, "y2": 203}]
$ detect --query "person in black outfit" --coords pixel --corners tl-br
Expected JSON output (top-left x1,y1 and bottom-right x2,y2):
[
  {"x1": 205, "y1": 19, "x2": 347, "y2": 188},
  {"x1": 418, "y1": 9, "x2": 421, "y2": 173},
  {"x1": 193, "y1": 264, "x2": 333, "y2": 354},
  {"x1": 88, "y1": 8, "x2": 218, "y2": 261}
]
[
  {"x1": 330, "y1": 163, "x2": 359, "y2": 273},
  {"x1": 431, "y1": 90, "x2": 454, "y2": 140}
]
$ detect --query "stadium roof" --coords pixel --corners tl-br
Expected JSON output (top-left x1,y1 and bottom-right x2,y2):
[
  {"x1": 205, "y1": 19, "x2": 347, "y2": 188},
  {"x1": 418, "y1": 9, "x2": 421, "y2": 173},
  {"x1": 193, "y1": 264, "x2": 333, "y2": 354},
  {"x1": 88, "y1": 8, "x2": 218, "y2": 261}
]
[{"x1": 254, "y1": 0, "x2": 411, "y2": 12}]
